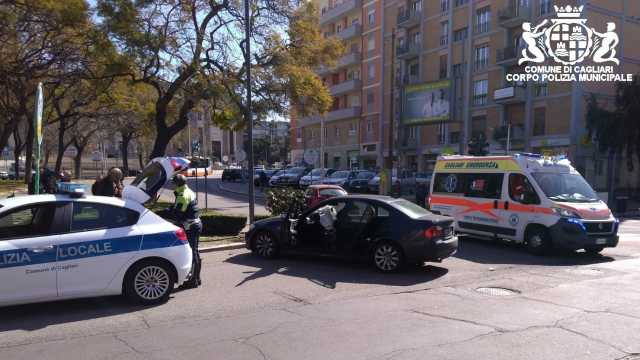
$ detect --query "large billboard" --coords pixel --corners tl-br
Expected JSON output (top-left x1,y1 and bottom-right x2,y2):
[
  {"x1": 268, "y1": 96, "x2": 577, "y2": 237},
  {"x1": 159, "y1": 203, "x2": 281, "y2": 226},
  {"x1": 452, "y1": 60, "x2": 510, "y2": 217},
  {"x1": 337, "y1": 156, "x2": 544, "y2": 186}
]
[{"x1": 402, "y1": 80, "x2": 450, "y2": 126}]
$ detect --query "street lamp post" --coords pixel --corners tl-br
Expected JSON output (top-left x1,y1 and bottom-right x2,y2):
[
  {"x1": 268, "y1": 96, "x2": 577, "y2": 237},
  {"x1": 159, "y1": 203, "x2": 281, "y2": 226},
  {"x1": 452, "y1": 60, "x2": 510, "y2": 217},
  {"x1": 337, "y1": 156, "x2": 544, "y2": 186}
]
[{"x1": 244, "y1": 0, "x2": 256, "y2": 224}]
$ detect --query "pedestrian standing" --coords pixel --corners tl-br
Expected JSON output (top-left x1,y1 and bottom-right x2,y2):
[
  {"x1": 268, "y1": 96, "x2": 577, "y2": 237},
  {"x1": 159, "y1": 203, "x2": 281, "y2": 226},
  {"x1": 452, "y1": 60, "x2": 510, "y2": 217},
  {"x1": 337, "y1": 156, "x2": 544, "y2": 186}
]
[{"x1": 92, "y1": 167, "x2": 124, "y2": 197}]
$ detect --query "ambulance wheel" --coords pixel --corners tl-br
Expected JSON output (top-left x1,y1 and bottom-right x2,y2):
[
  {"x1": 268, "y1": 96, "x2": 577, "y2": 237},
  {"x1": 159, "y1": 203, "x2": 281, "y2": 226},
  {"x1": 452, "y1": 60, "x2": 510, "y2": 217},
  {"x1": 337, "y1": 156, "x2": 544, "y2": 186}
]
[
  {"x1": 253, "y1": 231, "x2": 279, "y2": 259},
  {"x1": 525, "y1": 227, "x2": 551, "y2": 256},
  {"x1": 124, "y1": 260, "x2": 175, "y2": 305}
]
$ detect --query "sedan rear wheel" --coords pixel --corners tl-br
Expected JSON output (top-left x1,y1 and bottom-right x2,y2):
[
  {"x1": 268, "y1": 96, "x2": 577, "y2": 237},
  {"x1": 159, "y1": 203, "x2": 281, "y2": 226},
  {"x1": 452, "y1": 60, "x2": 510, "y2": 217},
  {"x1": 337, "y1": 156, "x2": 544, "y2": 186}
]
[
  {"x1": 372, "y1": 242, "x2": 404, "y2": 273},
  {"x1": 254, "y1": 231, "x2": 278, "y2": 259},
  {"x1": 124, "y1": 260, "x2": 174, "y2": 305}
]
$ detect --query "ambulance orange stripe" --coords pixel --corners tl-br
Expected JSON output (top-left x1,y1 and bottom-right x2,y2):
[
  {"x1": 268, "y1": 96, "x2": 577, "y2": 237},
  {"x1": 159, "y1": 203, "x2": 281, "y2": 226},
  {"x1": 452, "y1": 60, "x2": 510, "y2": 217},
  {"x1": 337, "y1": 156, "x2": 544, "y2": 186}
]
[{"x1": 431, "y1": 195, "x2": 554, "y2": 216}]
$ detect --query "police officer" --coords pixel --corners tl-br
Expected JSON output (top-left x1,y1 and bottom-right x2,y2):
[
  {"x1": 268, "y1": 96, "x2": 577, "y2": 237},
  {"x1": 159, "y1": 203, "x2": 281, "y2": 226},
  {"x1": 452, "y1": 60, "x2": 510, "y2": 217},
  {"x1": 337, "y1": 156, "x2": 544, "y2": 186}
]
[{"x1": 171, "y1": 174, "x2": 202, "y2": 288}]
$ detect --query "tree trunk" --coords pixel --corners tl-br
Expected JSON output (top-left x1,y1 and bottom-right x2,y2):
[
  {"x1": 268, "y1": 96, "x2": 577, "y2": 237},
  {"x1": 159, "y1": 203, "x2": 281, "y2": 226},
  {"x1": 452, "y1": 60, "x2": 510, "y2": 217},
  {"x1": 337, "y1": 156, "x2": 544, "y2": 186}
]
[
  {"x1": 138, "y1": 143, "x2": 145, "y2": 170},
  {"x1": 120, "y1": 131, "x2": 132, "y2": 176},
  {"x1": 149, "y1": 98, "x2": 195, "y2": 159},
  {"x1": 54, "y1": 118, "x2": 67, "y2": 173},
  {"x1": 24, "y1": 123, "x2": 34, "y2": 184},
  {"x1": 73, "y1": 144, "x2": 86, "y2": 179}
]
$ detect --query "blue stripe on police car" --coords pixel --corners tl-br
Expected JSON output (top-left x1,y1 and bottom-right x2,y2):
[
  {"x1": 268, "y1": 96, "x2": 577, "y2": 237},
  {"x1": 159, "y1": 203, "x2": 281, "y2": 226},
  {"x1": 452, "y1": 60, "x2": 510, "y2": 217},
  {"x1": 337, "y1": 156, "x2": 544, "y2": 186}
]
[{"x1": 0, "y1": 231, "x2": 184, "y2": 269}]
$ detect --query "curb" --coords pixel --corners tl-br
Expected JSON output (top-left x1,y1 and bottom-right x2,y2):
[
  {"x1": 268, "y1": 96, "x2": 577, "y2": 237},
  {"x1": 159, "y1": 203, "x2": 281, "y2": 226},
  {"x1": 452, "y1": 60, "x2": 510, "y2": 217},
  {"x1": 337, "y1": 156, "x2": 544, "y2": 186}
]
[{"x1": 199, "y1": 242, "x2": 246, "y2": 253}]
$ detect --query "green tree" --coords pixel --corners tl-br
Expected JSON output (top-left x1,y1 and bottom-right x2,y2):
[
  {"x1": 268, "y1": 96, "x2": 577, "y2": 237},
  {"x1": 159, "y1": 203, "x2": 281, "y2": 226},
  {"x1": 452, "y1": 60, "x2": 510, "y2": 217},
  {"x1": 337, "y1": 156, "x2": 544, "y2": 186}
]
[{"x1": 97, "y1": 0, "x2": 342, "y2": 159}]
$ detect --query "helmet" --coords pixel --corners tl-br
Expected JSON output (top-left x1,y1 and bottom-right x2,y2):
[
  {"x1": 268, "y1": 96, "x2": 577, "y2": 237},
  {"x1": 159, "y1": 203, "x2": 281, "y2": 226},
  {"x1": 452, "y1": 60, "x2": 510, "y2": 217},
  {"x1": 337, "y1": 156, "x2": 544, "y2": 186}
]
[{"x1": 173, "y1": 174, "x2": 187, "y2": 187}]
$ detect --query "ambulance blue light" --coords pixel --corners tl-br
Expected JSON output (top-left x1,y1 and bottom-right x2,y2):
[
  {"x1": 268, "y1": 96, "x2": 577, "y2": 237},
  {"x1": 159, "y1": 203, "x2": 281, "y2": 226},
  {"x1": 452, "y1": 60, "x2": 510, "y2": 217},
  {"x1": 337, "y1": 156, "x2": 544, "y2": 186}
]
[
  {"x1": 58, "y1": 182, "x2": 87, "y2": 198},
  {"x1": 566, "y1": 217, "x2": 586, "y2": 231}
]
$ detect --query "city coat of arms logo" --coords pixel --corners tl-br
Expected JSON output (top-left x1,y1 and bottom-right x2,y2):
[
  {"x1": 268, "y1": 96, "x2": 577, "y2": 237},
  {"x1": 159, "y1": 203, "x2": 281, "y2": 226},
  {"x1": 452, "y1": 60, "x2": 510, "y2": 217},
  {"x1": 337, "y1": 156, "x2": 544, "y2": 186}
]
[
  {"x1": 507, "y1": 5, "x2": 631, "y2": 83},
  {"x1": 519, "y1": 5, "x2": 619, "y2": 66}
]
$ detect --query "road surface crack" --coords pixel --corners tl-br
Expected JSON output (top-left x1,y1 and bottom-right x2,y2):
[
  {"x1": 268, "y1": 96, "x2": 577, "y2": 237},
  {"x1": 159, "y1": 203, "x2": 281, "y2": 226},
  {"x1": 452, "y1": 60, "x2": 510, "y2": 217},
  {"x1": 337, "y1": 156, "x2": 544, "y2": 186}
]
[
  {"x1": 409, "y1": 310, "x2": 506, "y2": 332},
  {"x1": 113, "y1": 335, "x2": 144, "y2": 354}
]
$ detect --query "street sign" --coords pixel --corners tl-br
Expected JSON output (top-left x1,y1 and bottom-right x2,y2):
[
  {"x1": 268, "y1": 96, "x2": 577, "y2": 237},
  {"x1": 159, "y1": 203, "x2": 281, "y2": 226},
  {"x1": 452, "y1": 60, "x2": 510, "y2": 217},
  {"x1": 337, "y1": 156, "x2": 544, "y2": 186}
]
[
  {"x1": 236, "y1": 149, "x2": 246, "y2": 162},
  {"x1": 91, "y1": 151, "x2": 103, "y2": 162},
  {"x1": 33, "y1": 82, "x2": 44, "y2": 194},
  {"x1": 303, "y1": 149, "x2": 319, "y2": 165},
  {"x1": 64, "y1": 146, "x2": 78, "y2": 158}
]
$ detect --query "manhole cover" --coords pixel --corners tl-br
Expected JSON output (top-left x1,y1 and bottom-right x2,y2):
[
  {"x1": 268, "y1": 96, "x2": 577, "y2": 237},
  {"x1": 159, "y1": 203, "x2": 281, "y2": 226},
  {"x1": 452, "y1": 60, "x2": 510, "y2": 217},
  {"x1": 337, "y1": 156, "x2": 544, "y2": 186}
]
[
  {"x1": 566, "y1": 268, "x2": 603, "y2": 276},
  {"x1": 475, "y1": 287, "x2": 520, "y2": 296}
]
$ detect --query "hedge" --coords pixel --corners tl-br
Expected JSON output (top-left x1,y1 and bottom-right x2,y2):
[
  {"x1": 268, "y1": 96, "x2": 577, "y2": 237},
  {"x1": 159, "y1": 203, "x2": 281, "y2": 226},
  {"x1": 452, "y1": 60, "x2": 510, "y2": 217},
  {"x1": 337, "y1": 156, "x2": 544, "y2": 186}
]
[{"x1": 146, "y1": 201, "x2": 273, "y2": 236}]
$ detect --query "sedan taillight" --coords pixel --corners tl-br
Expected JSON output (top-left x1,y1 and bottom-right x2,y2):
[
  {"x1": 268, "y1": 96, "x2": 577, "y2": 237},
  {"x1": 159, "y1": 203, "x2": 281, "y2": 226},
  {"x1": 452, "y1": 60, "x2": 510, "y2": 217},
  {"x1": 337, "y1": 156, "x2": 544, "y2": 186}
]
[
  {"x1": 424, "y1": 226, "x2": 443, "y2": 240},
  {"x1": 175, "y1": 228, "x2": 188, "y2": 244}
]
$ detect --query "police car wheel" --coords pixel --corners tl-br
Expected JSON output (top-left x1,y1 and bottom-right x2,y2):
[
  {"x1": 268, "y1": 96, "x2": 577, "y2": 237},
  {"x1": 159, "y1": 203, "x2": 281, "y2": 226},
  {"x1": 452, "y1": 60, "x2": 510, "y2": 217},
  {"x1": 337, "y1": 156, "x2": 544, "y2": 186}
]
[
  {"x1": 124, "y1": 261, "x2": 175, "y2": 305},
  {"x1": 253, "y1": 231, "x2": 278, "y2": 259},
  {"x1": 525, "y1": 228, "x2": 551, "y2": 256},
  {"x1": 372, "y1": 242, "x2": 404, "y2": 273}
]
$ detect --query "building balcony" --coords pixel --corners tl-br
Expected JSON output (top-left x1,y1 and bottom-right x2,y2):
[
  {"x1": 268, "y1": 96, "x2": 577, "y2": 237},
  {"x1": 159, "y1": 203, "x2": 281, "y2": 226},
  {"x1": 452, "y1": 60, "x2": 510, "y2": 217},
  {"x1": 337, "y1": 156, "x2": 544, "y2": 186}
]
[
  {"x1": 400, "y1": 137, "x2": 418, "y2": 150},
  {"x1": 397, "y1": 8, "x2": 421, "y2": 28},
  {"x1": 320, "y1": 0, "x2": 362, "y2": 26},
  {"x1": 493, "y1": 124, "x2": 525, "y2": 142},
  {"x1": 493, "y1": 86, "x2": 526, "y2": 104},
  {"x1": 335, "y1": 23, "x2": 361, "y2": 41},
  {"x1": 498, "y1": 5, "x2": 531, "y2": 28},
  {"x1": 317, "y1": 51, "x2": 362, "y2": 75},
  {"x1": 330, "y1": 79, "x2": 362, "y2": 96},
  {"x1": 496, "y1": 46, "x2": 521, "y2": 65},
  {"x1": 326, "y1": 106, "x2": 361, "y2": 122},
  {"x1": 396, "y1": 42, "x2": 420, "y2": 59}
]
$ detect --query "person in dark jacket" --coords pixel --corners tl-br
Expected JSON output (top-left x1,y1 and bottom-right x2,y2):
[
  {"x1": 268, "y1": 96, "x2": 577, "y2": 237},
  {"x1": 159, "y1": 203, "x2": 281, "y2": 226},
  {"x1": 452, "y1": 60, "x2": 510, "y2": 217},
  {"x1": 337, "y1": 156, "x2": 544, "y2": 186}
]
[
  {"x1": 92, "y1": 167, "x2": 123, "y2": 197},
  {"x1": 170, "y1": 174, "x2": 202, "y2": 289}
]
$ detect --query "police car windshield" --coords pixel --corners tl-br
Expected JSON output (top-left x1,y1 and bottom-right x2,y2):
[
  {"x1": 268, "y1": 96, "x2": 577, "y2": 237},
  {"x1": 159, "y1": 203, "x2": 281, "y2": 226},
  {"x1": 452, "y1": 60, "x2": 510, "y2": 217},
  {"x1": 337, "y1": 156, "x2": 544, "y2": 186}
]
[{"x1": 532, "y1": 172, "x2": 599, "y2": 203}]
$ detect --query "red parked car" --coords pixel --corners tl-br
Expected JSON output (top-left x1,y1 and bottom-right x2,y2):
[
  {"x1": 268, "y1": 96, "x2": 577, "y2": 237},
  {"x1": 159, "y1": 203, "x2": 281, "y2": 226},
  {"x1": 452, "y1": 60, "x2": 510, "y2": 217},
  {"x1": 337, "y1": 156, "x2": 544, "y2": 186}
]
[{"x1": 304, "y1": 184, "x2": 347, "y2": 208}]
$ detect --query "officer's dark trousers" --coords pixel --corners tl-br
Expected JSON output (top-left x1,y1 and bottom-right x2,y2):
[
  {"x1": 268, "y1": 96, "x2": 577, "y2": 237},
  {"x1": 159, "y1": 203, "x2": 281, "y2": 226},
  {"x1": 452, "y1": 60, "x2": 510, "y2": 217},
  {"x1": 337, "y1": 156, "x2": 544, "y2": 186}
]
[{"x1": 186, "y1": 222, "x2": 203, "y2": 285}]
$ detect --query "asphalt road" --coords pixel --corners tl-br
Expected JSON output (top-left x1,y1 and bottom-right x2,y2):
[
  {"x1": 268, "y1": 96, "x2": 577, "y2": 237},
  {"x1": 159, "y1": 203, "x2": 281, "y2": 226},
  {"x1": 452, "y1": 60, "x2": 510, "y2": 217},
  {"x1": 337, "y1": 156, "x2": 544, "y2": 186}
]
[
  {"x1": 2, "y1": 219, "x2": 640, "y2": 360},
  {"x1": 158, "y1": 175, "x2": 269, "y2": 216}
]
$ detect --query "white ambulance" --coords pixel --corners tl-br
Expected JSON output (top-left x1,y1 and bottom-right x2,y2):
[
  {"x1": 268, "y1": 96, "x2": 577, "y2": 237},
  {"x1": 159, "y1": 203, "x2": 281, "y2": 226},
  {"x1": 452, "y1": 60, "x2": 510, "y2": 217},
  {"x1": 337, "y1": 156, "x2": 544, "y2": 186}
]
[{"x1": 428, "y1": 154, "x2": 619, "y2": 255}]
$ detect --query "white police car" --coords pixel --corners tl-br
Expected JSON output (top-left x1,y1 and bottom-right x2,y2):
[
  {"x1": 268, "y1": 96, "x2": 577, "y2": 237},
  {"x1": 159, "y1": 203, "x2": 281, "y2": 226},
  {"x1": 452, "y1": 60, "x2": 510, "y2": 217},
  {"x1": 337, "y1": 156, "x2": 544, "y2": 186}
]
[{"x1": 0, "y1": 157, "x2": 193, "y2": 307}]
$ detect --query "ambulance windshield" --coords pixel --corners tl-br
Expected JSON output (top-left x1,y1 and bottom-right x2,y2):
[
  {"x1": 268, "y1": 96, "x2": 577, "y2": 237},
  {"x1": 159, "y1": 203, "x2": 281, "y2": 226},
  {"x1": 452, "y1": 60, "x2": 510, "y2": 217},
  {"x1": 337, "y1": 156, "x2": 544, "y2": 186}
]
[{"x1": 532, "y1": 172, "x2": 599, "y2": 203}]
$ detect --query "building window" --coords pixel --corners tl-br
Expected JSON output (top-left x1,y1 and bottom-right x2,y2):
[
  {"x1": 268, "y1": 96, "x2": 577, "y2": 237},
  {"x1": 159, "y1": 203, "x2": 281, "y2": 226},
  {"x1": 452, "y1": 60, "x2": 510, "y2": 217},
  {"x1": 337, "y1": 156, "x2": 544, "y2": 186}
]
[
  {"x1": 453, "y1": 27, "x2": 468, "y2": 42},
  {"x1": 367, "y1": 34, "x2": 375, "y2": 51},
  {"x1": 540, "y1": 0, "x2": 552, "y2": 15},
  {"x1": 367, "y1": 62, "x2": 375, "y2": 80},
  {"x1": 471, "y1": 116, "x2": 487, "y2": 138},
  {"x1": 454, "y1": 0, "x2": 468, "y2": 7},
  {"x1": 324, "y1": 126, "x2": 327, "y2": 138},
  {"x1": 367, "y1": 9, "x2": 375, "y2": 25},
  {"x1": 473, "y1": 79, "x2": 488, "y2": 106},
  {"x1": 410, "y1": 32, "x2": 420, "y2": 46},
  {"x1": 440, "y1": 21, "x2": 449, "y2": 46},
  {"x1": 475, "y1": 7, "x2": 491, "y2": 34},
  {"x1": 367, "y1": 120, "x2": 373, "y2": 133},
  {"x1": 440, "y1": 0, "x2": 449, "y2": 12},
  {"x1": 409, "y1": 62, "x2": 419, "y2": 77},
  {"x1": 474, "y1": 45, "x2": 489, "y2": 70},
  {"x1": 349, "y1": 122, "x2": 357, "y2": 136},
  {"x1": 410, "y1": 0, "x2": 421, "y2": 12},
  {"x1": 439, "y1": 54, "x2": 448, "y2": 79},
  {"x1": 335, "y1": 126, "x2": 340, "y2": 137},
  {"x1": 347, "y1": 69, "x2": 360, "y2": 80},
  {"x1": 408, "y1": 126, "x2": 417, "y2": 139},
  {"x1": 449, "y1": 131, "x2": 460, "y2": 144},
  {"x1": 351, "y1": 94, "x2": 361, "y2": 106},
  {"x1": 367, "y1": 91, "x2": 375, "y2": 105},
  {"x1": 453, "y1": 63, "x2": 464, "y2": 77},
  {"x1": 310, "y1": 129, "x2": 315, "y2": 139},
  {"x1": 533, "y1": 108, "x2": 546, "y2": 136},
  {"x1": 535, "y1": 81, "x2": 548, "y2": 97}
]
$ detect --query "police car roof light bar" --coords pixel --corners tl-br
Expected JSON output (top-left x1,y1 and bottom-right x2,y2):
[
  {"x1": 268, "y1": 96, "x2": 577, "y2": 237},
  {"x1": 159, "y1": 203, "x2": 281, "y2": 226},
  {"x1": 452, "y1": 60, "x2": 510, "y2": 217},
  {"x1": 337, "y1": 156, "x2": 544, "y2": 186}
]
[{"x1": 58, "y1": 182, "x2": 86, "y2": 198}]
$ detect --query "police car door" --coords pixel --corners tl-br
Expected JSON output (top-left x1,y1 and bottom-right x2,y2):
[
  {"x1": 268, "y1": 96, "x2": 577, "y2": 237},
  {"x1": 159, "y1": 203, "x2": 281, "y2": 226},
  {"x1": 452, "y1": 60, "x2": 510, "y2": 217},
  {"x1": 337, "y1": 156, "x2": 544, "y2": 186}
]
[
  {"x1": 0, "y1": 202, "x2": 67, "y2": 305},
  {"x1": 55, "y1": 201, "x2": 142, "y2": 297}
]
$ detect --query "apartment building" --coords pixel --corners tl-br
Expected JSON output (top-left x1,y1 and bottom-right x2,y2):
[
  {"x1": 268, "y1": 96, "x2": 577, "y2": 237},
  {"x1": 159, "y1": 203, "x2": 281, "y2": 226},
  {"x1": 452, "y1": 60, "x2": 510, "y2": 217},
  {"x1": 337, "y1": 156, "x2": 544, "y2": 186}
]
[{"x1": 292, "y1": 0, "x2": 640, "y2": 190}]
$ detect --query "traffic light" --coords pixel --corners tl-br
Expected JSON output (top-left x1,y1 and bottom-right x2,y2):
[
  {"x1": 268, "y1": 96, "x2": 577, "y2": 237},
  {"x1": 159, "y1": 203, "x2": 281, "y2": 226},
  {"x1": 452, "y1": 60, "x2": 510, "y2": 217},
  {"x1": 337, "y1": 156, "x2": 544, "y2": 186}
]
[{"x1": 468, "y1": 133, "x2": 489, "y2": 156}]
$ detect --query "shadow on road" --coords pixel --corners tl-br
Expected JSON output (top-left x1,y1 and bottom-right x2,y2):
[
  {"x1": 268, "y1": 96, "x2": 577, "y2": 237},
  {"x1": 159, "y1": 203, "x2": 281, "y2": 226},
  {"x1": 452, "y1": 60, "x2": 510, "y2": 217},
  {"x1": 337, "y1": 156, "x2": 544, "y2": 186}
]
[
  {"x1": 225, "y1": 253, "x2": 448, "y2": 289},
  {"x1": 0, "y1": 295, "x2": 162, "y2": 332},
  {"x1": 454, "y1": 236, "x2": 615, "y2": 266}
]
